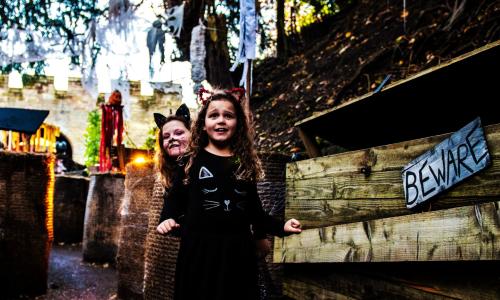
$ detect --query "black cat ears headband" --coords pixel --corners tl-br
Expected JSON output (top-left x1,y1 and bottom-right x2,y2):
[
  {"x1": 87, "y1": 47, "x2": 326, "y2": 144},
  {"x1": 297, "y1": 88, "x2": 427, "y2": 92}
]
[{"x1": 154, "y1": 103, "x2": 191, "y2": 129}]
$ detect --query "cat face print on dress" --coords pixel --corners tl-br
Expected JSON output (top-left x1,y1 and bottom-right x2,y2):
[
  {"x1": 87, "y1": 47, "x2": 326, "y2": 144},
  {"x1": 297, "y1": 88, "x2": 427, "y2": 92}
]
[
  {"x1": 199, "y1": 166, "x2": 214, "y2": 179},
  {"x1": 203, "y1": 100, "x2": 237, "y2": 147},
  {"x1": 198, "y1": 165, "x2": 247, "y2": 213}
]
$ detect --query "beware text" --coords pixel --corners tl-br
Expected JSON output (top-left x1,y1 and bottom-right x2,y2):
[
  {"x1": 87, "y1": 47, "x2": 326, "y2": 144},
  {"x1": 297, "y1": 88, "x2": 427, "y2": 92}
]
[{"x1": 402, "y1": 117, "x2": 490, "y2": 209}]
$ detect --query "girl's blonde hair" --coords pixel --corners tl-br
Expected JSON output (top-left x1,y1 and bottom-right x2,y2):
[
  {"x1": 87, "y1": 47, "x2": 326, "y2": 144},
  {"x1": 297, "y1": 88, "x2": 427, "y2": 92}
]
[
  {"x1": 184, "y1": 89, "x2": 263, "y2": 183},
  {"x1": 154, "y1": 115, "x2": 191, "y2": 188}
]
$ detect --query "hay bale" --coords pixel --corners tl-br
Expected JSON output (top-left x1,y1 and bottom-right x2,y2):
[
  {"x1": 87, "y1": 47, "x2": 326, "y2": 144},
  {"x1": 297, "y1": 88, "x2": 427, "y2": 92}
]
[
  {"x1": 143, "y1": 178, "x2": 180, "y2": 300},
  {"x1": 257, "y1": 153, "x2": 289, "y2": 300},
  {"x1": 82, "y1": 172, "x2": 125, "y2": 265},
  {"x1": 117, "y1": 161, "x2": 155, "y2": 299},
  {"x1": 0, "y1": 151, "x2": 54, "y2": 297},
  {"x1": 53, "y1": 175, "x2": 89, "y2": 243}
]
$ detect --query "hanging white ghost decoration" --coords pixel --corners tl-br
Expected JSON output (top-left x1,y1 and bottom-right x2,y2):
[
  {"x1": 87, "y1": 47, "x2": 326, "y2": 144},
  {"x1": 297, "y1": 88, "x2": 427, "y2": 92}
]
[
  {"x1": 146, "y1": 3, "x2": 184, "y2": 75},
  {"x1": 230, "y1": 0, "x2": 257, "y2": 92},
  {"x1": 190, "y1": 20, "x2": 206, "y2": 93},
  {"x1": 147, "y1": 19, "x2": 166, "y2": 66},
  {"x1": 163, "y1": 3, "x2": 185, "y2": 38}
]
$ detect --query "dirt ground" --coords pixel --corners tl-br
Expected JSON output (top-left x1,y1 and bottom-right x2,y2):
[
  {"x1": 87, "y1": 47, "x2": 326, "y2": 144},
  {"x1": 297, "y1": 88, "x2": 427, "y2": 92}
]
[{"x1": 25, "y1": 244, "x2": 117, "y2": 300}]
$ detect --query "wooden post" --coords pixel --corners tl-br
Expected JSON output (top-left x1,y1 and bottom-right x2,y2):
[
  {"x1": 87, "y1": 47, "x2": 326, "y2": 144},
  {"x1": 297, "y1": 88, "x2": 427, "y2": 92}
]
[
  {"x1": 22, "y1": 133, "x2": 30, "y2": 152},
  {"x1": 118, "y1": 144, "x2": 126, "y2": 172},
  {"x1": 7, "y1": 130, "x2": 12, "y2": 151},
  {"x1": 245, "y1": 59, "x2": 253, "y2": 124},
  {"x1": 297, "y1": 127, "x2": 320, "y2": 158}
]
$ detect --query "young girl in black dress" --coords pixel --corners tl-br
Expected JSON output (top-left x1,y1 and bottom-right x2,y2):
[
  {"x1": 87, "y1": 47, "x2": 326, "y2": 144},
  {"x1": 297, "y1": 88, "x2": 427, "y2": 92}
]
[{"x1": 157, "y1": 88, "x2": 301, "y2": 300}]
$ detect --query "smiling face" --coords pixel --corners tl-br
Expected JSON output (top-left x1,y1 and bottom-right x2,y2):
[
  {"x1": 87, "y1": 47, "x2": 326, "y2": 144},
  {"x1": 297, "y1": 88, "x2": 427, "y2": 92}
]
[
  {"x1": 203, "y1": 99, "x2": 237, "y2": 149},
  {"x1": 162, "y1": 120, "x2": 191, "y2": 158}
]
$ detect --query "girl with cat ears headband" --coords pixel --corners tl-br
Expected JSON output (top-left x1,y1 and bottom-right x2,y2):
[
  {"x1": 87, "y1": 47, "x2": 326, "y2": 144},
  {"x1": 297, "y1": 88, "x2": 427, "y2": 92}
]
[
  {"x1": 154, "y1": 103, "x2": 191, "y2": 129},
  {"x1": 197, "y1": 87, "x2": 246, "y2": 106},
  {"x1": 153, "y1": 103, "x2": 192, "y2": 189}
]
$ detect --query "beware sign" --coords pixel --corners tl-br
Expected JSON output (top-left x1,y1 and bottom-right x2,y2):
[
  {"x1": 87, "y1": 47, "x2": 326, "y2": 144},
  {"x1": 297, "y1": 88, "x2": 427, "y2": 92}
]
[{"x1": 402, "y1": 117, "x2": 490, "y2": 209}]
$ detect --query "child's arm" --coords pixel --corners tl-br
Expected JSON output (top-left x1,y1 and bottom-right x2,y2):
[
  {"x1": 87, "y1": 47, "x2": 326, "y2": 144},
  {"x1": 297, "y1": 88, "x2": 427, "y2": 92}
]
[
  {"x1": 250, "y1": 184, "x2": 301, "y2": 237},
  {"x1": 284, "y1": 218, "x2": 302, "y2": 233},
  {"x1": 157, "y1": 218, "x2": 180, "y2": 234},
  {"x1": 157, "y1": 179, "x2": 187, "y2": 235}
]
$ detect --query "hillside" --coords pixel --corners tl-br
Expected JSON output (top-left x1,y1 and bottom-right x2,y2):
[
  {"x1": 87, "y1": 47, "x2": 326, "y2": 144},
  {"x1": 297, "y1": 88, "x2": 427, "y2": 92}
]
[{"x1": 251, "y1": 0, "x2": 500, "y2": 156}]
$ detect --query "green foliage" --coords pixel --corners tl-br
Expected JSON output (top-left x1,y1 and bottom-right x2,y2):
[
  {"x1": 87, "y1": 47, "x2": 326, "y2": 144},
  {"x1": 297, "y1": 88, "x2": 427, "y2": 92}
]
[
  {"x1": 142, "y1": 127, "x2": 158, "y2": 151},
  {"x1": 83, "y1": 109, "x2": 101, "y2": 167},
  {"x1": 22, "y1": 72, "x2": 49, "y2": 87},
  {"x1": 287, "y1": 0, "x2": 341, "y2": 33}
]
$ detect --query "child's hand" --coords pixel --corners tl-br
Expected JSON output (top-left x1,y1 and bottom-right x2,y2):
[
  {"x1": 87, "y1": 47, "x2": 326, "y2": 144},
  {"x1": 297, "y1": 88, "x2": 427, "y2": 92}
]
[
  {"x1": 284, "y1": 218, "x2": 302, "y2": 234},
  {"x1": 157, "y1": 218, "x2": 180, "y2": 234}
]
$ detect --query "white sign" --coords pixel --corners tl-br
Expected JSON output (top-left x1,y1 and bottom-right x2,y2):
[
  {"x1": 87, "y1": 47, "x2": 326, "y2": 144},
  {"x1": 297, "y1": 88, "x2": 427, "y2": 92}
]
[{"x1": 402, "y1": 117, "x2": 490, "y2": 209}]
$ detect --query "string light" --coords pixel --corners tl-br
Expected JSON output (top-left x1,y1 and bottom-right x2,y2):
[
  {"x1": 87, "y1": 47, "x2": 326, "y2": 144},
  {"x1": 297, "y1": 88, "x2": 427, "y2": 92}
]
[{"x1": 45, "y1": 155, "x2": 55, "y2": 241}]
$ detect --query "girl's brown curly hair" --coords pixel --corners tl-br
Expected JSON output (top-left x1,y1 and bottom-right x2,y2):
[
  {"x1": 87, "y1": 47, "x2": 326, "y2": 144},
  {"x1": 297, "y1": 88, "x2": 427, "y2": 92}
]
[
  {"x1": 184, "y1": 89, "x2": 263, "y2": 183},
  {"x1": 154, "y1": 115, "x2": 191, "y2": 189}
]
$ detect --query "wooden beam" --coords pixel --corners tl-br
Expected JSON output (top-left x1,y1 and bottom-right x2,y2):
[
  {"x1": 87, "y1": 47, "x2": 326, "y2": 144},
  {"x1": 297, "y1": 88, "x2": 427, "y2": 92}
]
[
  {"x1": 286, "y1": 123, "x2": 500, "y2": 228},
  {"x1": 274, "y1": 201, "x2": 500, "y2": 263},
  {"x1": 282, "y1": 262, "x2": 500, "y2": 300},
  {"x1": 297, "y1": 127, "x2": 321, "y2": 158},
  {"x1": 244, "y1": 59, "x2": 253, "y2": 124},
  {"x1": 118, "y1": 144, "x2": 126, "y2": 172},
  {"x1": 283, "y1": 273, "x2": 445, "y2": 300},
  {"x1": 286, "y1": 196, "x2": 498, "y2": 230},
  {"x1": 295, "y1": 40, "x2": 500, "y2": 128},
  {"x1": 292, "y1": 41, "x2": 500, "y2": 151},
  {"x1": 283, "y1": 278, "x2": 355, "y2": 300}
]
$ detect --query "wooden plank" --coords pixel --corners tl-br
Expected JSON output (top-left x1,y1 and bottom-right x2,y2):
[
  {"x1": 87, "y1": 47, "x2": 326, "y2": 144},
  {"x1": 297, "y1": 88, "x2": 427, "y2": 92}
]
[
  {"x1": 403, "y1": 118, "x2": 490, "y2": 209},
  {"x1": 283, "y1": 278, "x2": 356, "y2": 300},
  {"x1": 287, "y1": 163, "x2": 500, "y2": 200},
  {"x1": 295, "y1": 40, "x2": 500, "y2": 128},
  {"x1": 286, "y1": 197, "x2": 497, "y2": 230},
  {"x1": 274, "y1": 201, "x2": 500, "y2": 263},
  {"x1": 287, "y1": 124, "x2": 500, "y2": 180},
  {"x1": 286, "y1": 124, "x2": 500, "y2": 228},
  {"x1": 297, "y1": 127, "x2": 321, "y2": 158},
  {"x1": 283, "y1": 273, "x2": 449, "y2": 300},
  {"x1": 282, "y1": 262, "x2": 500, "y2": 300},
  {"x1": 293, "y1": 41, "x2": 500, "y2": 151}
]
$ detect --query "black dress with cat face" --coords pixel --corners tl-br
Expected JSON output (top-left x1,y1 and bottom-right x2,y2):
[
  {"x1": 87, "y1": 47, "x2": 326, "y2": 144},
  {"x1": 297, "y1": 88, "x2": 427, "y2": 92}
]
[{"x1": 161, "y1": 149, "x2": 284, "y2": 300}]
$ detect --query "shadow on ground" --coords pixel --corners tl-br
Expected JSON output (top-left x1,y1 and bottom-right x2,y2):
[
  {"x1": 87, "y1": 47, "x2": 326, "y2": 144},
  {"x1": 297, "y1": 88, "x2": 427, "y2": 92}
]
[{"x1": 30, "y1": 243, "x2": 117, "y2": 300}]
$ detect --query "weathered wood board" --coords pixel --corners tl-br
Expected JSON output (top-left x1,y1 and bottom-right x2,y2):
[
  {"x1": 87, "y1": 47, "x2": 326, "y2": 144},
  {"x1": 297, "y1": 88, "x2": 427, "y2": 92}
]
[
  {"x1": 274, "y1": 201, "x2": 500, "y2": 263},
  {"x1": 282, "y1": 262, "x2": 500, "y2": 300},
  {"x1": 286, "y1": 123, "x2": 500, "y2": 229},
  {"x1": 403, "y1": 117, "x2": 490, "y2": 209}
]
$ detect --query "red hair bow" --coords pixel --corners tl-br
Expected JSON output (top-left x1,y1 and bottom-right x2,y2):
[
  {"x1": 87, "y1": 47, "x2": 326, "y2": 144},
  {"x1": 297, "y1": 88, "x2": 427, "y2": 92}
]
[
  {"x1": 197, "y1": 88, "x2": 213, "y2": 106},
  {"x1": 197, "y1": 87, "x2": 246, "y2": 106}
]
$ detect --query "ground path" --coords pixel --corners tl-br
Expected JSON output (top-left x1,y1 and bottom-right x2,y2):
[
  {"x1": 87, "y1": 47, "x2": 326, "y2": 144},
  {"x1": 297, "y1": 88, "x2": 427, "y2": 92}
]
[{"x1": 29, "y1": 244, "x2": 117, "y2": 300}]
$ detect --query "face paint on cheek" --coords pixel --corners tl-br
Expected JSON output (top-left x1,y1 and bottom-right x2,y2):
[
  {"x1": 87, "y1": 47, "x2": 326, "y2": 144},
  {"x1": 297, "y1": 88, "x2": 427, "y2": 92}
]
[
  {"x1": 167, "y1": 147, "x2": 181, "y2": 157},
  {"x1": 163, "y1": 140, "x2": 170, "y2": 152}
]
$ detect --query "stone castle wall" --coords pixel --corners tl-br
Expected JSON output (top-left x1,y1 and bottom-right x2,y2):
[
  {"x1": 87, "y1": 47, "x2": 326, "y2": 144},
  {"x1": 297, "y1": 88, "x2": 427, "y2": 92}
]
[{"x1": 0, "y1": 75, "x2": 185, "y2": 164}]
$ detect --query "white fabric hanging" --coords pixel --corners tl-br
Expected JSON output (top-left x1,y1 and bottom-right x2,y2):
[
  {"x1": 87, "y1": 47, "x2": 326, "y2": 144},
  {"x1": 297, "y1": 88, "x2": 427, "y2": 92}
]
[
  {"x1": 147, "y1": 19, "x2": 166, "y2": 68},
  {"x1": 230, "y1": 0, "x2": 257, "y2": 91},
  {"x1": 81, "y1": 19, "x2": 99, "y2": 101},
  {"x1": 164, "y1": 3, "x2": 185, "y2": 38},
  {"x1": 0, "y1": 26, "x2": 82, "y2": 66},
  {"x1": 190, "y1": 20, "x2": 206, "y2": 93},
  {"x1": 146, "y1": 3, "x2": 185, "y2": 76}
]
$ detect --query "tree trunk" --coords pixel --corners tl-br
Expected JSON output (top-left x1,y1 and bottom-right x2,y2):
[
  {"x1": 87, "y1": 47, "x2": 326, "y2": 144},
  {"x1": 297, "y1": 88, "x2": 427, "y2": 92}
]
[
  {"x1": 205, "y1": 14, "x2": 234, "y2": 88},
  {"x1": 276, "y1": 0, "x2": 287, "y2": 58}
]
